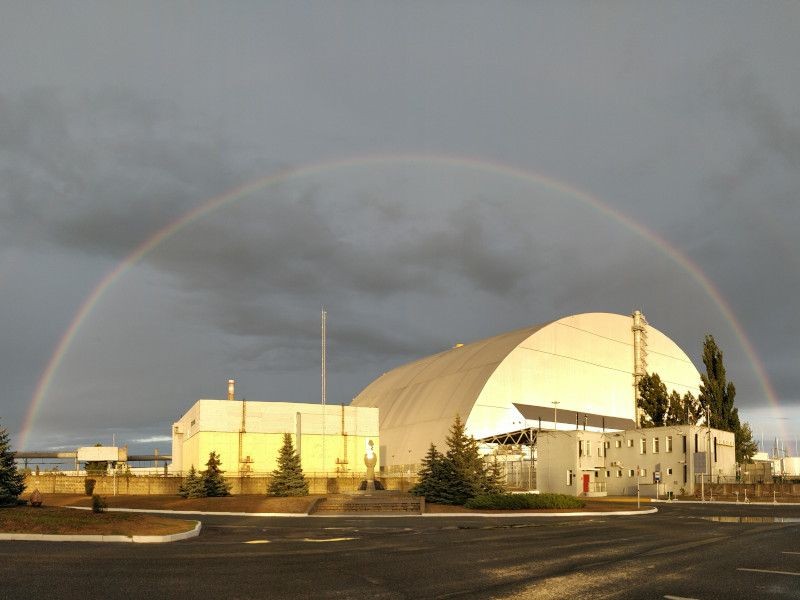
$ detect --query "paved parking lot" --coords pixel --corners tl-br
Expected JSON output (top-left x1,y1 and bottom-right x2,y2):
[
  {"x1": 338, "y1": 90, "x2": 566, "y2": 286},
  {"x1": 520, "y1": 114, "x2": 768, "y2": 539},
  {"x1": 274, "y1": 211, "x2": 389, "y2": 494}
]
[{"x1": 1, "y1": 502, "x2": 799, "y2": 599}]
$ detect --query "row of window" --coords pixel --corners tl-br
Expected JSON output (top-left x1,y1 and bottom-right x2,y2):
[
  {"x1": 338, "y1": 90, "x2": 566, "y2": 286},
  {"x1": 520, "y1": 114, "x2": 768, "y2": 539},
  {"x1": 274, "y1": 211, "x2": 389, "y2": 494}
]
[
  {"x1": 578, "y1": 434, "x2": 719, "y2": 462},
  {"x1": 568, "y1": 466, "x2": 686, "y2": 485}
]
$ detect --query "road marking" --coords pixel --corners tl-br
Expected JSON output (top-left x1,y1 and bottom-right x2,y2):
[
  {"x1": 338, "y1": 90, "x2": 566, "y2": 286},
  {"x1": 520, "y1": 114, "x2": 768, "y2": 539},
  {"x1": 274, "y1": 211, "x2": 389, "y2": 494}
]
[
  {"x1": 737, "y1": 568, "x2": 800, "y2": 577},
  {"x1": 244, "y1": 540, "x2": 271, "y2": 544},
  {"x1": 782, "y1": 552, "x2": 800, "y2": 555},
  {"x1": 664, "y1": 595, "x2": 700, "y2": 600},
  {"x1": 301, "y1": 537, "x2": 357, "y2": 543}
]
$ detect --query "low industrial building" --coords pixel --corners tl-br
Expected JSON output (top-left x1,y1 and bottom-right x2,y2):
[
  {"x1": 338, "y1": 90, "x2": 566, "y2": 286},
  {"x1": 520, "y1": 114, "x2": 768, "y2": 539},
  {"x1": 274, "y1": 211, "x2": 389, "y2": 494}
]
[
  {"x1": 171, "y1": 382, "x2": 379, "y2": 476},
  {"x1": 535, "y1": 425, "x2": 736, "y2": 497}
]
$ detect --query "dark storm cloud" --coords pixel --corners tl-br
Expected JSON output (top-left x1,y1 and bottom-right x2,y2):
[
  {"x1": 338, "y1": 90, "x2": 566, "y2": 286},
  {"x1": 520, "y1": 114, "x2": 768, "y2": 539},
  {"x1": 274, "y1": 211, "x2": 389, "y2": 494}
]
[
  {"x1": 0, "y1": 89, "x2": 242, "y2": 258},
  {"x1": 2, "y1": 3, "x2": 799, "y2": 449}
]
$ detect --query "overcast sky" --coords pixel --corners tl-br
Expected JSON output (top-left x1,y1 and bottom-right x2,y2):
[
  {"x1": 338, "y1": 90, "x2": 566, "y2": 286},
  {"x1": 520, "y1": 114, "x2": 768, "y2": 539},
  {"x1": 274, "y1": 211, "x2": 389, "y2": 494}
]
[{"x1": 2, "y1": 2, "x2": 799, "y2": 455}]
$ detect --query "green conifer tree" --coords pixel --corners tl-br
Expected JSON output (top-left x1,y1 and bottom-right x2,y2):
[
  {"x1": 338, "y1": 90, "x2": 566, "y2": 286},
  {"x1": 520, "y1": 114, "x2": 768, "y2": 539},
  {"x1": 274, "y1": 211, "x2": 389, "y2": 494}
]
[
  {"x1": 444, "y1": 414, "x2": 485, "y2": 504},
  {"x1": 202, "y1": 451, "x2": 231, "y2": 497},
  {"x1": 698, "y1": 334, "x2": 756, "y2": 463},
  {"x1": 178, "y1": 465, "x2": 206, "y2": 498},
  {"x1": 410, "y1": 443, "x2": 461, "y2": 504},
  {"x1": 482, "y1": 456, "x2": 506, "y2": 495},
  {"x1": 0, "y1": 422, "x2": 25, "y2": 505},
  {"x1": 268, "y1": 433, "x2": 309, "y2": 497}
]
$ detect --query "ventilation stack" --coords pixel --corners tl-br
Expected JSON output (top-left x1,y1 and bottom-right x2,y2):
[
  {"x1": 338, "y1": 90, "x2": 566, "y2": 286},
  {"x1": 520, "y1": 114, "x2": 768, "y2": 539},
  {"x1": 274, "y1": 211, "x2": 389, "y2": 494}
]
[
  {"x1": 631, "y1": 310, "x2": 649, "y2": 428},
  {"x1": 227, "y1": 379, "x2": 235, "y2": 401}
]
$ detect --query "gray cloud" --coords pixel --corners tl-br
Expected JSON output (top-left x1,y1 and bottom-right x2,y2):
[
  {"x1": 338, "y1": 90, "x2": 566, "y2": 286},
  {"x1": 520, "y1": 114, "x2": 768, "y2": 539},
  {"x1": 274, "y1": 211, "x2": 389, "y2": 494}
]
[{"x1": 2, "y1": 3, "x2": 799, "y2": 452}]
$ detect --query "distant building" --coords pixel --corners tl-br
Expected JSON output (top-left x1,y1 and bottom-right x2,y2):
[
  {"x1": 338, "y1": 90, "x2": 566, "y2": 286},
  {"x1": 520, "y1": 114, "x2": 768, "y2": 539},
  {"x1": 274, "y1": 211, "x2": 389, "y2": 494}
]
[{"x1": 171, "y1": 396, "x2": 379, "y2": 476}]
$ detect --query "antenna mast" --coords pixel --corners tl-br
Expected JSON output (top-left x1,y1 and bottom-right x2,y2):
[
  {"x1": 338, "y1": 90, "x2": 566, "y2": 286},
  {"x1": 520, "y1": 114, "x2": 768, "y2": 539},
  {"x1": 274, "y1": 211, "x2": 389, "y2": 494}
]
[
  {"x1": 321, "y1": 308, "x2": 327, "y2": 407},
  {"x1": 321, "y1": 308, "x2": 327, "y2": 476}
]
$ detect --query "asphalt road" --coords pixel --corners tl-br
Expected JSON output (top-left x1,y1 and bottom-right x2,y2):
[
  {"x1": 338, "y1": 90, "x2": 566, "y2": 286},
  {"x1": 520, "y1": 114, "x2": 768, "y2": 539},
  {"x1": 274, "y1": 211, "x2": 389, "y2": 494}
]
[{"x1": 1, "y1": 503, "x2": 799, "y2": 600}]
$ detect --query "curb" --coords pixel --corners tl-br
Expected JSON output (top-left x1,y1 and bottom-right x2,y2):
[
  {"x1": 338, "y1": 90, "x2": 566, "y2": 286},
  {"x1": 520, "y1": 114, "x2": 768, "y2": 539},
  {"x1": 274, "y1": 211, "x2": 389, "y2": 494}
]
[
  {"x1": 0, "y1": 520, "x2": 201, "y2": 543},
  {"x1": 68, "y1": 506, "x2": 310, "y2": 517},
  {"x1": 66, "y1": 505, "x2": 658, "y2": 518}
]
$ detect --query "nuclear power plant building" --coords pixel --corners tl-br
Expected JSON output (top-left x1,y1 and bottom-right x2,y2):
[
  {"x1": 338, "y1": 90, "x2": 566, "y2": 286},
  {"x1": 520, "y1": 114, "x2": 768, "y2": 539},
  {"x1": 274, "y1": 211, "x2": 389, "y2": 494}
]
[{"x1": 351, "y1": 312, "x2": 704, "y2": 468}]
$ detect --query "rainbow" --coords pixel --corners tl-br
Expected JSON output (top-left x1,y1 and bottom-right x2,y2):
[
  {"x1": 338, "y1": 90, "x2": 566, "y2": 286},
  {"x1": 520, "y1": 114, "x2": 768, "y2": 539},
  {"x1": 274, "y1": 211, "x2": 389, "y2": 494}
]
[{"x1": 18, "y1": 154, "x2": 781, "y2": 449}]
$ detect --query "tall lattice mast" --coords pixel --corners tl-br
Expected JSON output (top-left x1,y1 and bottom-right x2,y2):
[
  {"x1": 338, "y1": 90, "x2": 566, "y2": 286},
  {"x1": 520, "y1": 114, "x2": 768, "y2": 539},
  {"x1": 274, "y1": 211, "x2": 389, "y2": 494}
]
[{"x1": 632, "y1": 310, "x2": 649, "y2": 428}]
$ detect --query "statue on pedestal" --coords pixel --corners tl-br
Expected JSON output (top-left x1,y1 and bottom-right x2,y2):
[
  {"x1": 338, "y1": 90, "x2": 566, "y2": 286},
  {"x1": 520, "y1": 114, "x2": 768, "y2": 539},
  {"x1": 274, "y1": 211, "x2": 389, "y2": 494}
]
[{"x1": 358, "y1": 439, "x2": 384, "y2": 492}]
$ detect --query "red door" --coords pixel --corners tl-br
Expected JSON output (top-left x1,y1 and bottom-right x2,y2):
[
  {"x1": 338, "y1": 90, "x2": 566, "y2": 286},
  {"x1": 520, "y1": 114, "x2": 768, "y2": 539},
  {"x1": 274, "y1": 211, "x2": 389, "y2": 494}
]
[{"x1": 582, "y1": 474, "x2": 590, "y2": 493}]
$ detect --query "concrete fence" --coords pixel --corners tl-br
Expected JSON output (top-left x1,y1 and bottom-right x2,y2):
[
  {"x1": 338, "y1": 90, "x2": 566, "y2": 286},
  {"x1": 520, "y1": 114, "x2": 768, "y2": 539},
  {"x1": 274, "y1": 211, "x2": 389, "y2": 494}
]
[{"x1": 23, "y1": 473, "x2": 420, "y2": 496}]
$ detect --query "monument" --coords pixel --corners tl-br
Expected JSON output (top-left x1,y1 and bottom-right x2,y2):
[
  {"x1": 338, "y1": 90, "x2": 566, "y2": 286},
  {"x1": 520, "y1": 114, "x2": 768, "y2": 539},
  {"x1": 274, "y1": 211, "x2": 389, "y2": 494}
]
[{"x1": 360, "y1": 439, "x2": 384, "y2": 491}]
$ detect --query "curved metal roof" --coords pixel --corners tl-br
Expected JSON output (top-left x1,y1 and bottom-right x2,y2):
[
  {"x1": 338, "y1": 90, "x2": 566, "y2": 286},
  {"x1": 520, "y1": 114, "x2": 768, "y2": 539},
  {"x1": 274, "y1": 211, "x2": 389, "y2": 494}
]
[
  {"x1": 351, "y1": 322, "x2": 549, "y2": 431},
  {"x1": 352, "y1": 312, "x2": 700, "y2": 466}
]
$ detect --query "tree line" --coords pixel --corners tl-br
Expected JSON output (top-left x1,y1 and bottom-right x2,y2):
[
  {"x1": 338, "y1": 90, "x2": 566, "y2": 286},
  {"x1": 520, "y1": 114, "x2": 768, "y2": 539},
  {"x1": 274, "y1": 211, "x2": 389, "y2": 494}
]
[{"x1": 637, "y1": 334, "x2": 757, "y2": 463}]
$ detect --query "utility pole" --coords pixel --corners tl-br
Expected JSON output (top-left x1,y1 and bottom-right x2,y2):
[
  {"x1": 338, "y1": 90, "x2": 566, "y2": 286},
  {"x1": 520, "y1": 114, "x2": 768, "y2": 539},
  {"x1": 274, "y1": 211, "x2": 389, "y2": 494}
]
[{"x1": 321, "y1": 308, "x2": 327, "y2": 477}]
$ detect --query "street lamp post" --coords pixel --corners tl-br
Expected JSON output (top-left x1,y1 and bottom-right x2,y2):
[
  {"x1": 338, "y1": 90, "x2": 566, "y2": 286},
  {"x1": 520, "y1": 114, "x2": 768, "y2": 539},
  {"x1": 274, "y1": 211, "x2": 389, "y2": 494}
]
[{"x1": 552, "y1": 401, "x2": 560, "y2": 431}]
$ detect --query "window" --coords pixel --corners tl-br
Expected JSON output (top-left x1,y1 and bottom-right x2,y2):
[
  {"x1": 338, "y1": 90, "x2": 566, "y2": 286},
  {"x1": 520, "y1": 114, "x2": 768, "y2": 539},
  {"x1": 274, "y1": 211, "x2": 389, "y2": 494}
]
[
  {"x1": 615, "y1": 440, "x2": 622, "y2": 448},
  {"x1": 641, "y1": 468, "x2": 647, "y2": 477},
  {"x1": 628, "y1": 469, "x2": 635, "y2": 477},
  {"x1": 597, "y1": 446, "x2": 602, "y2": 458},
  {"x1": 617, "y1": 470, "x2": 623, "y2": 478},
  {"x1": 606, "y1": 470, "x2": 611, "y2": 478},
  {"x1": 567, "y1": 470, "x2": 574, "y2": 486},
  {"x1": 653, "y1": 437, "x2": 660, "y2": 453},
  {"x1": 682, "y1": 435, "x2": 687, "y2": 453},
  {"x1": 640, "y1": 438, "x2": 646, "y2": 454},
  {"x1": 666, "y1": 436, "x2": 673, "y2": 453},
  {"x1": 628, "y1": 439, "x2": 634, "y2": 448},
  {"x1": 586, "y1": 441, "x2": 591, "y2": 456},
  {"x1": 667, "y1": 467, "x2": 673, "y2": 476},
  {"x1": 695, "y1": 433, "x2": 699, "y2": 452},
  {"x1": 578, "y1": 441, "x2": 583, "y2": 457},
  {"x1": 714, "y1": 437, "x2": 718, "y2": 462}
]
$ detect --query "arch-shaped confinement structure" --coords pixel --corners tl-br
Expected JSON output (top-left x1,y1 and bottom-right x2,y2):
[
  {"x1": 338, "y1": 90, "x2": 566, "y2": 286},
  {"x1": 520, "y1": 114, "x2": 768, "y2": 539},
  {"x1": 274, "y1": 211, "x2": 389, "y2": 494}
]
[{"x1": 351, "y1": 312, "x2": 701, "y2": 467}]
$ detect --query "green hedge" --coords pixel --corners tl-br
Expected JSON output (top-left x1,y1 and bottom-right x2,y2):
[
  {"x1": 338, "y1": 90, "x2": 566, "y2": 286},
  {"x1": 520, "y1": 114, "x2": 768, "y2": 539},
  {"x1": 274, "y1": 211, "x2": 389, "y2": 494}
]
[{"x1": 464, "y1": 493, "x2": 586, "y2": 510}]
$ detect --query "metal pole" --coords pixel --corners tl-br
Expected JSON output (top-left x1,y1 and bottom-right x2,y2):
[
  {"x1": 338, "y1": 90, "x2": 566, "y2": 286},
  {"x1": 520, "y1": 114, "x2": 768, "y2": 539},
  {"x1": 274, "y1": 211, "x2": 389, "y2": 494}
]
[
  {"x1": 321, "y1": 308, "x2": 326, "y2": 476},
  {"x1": 637, "y1": 467, "x2": 640, "y2": 509}
]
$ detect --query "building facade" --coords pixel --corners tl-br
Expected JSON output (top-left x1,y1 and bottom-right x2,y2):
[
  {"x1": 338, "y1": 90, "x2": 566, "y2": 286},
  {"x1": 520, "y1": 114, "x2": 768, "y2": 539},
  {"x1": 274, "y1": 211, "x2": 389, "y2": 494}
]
[
  {"x1": 171, "y1": 399, "x2": 379, "y2": 476},
  {"x1": 535, "y1": 425, "x2": 736, "y2": 497}
]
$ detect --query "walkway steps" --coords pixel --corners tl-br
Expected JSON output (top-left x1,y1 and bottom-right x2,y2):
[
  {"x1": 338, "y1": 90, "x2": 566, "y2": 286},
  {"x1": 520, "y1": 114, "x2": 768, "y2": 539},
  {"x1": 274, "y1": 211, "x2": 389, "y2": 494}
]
[{"x1": 311, "y1": 493, "x2": 423, "y2": 515}]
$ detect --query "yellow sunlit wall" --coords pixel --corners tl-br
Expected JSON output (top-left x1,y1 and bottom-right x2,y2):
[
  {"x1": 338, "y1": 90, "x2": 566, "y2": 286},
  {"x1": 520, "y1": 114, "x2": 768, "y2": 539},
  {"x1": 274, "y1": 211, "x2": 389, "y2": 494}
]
[{"x1": 172, "y1": 400, "x2": 379, "y2": 476}]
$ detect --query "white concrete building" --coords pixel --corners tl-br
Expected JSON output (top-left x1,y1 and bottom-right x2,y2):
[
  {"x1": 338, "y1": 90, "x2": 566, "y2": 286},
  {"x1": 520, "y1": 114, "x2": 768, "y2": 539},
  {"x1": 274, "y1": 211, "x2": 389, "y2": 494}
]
[{"x1": 535, "y1": 425, "x2": 736, "y2": 497}]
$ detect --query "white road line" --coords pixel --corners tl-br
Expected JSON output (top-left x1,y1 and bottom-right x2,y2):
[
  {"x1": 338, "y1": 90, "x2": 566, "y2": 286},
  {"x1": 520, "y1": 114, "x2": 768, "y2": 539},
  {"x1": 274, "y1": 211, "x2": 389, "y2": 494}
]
[
  {"x1": 244, "y1": 540, "x2": 271, "y2": 544},
  {"x1": 737, "y1": 568, "x2": 800, "y2": 577},
  {"x1": 664, "y1": 595, "x2": 700, "y2": 600},
  {"x1": 782, "y1": 551, "x2": 800, "y2": 555},
  {"x1": 301, "y1": 537, "x2": 357, "y2": 543}
]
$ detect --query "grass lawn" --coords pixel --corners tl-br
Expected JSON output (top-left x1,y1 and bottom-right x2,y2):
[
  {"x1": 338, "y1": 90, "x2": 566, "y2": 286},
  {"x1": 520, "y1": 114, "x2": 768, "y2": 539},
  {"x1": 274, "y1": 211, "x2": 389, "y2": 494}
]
[{"x1": 0, "y1": 505, "x2": 197, "y2": 536}]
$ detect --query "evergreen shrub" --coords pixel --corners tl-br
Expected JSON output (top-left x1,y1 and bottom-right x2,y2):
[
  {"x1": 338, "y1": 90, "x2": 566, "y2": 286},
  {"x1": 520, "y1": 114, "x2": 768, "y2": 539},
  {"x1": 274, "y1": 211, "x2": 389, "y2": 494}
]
[
  {"x1": 465, "y1": 493, "x2": 585, "y2": 510},
  {"x1": 91, "y1": 494, "x2": 107, "y2": 513},
  {"x1": 268, "y1": 433, "x2": 309, "y2": 497}
]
